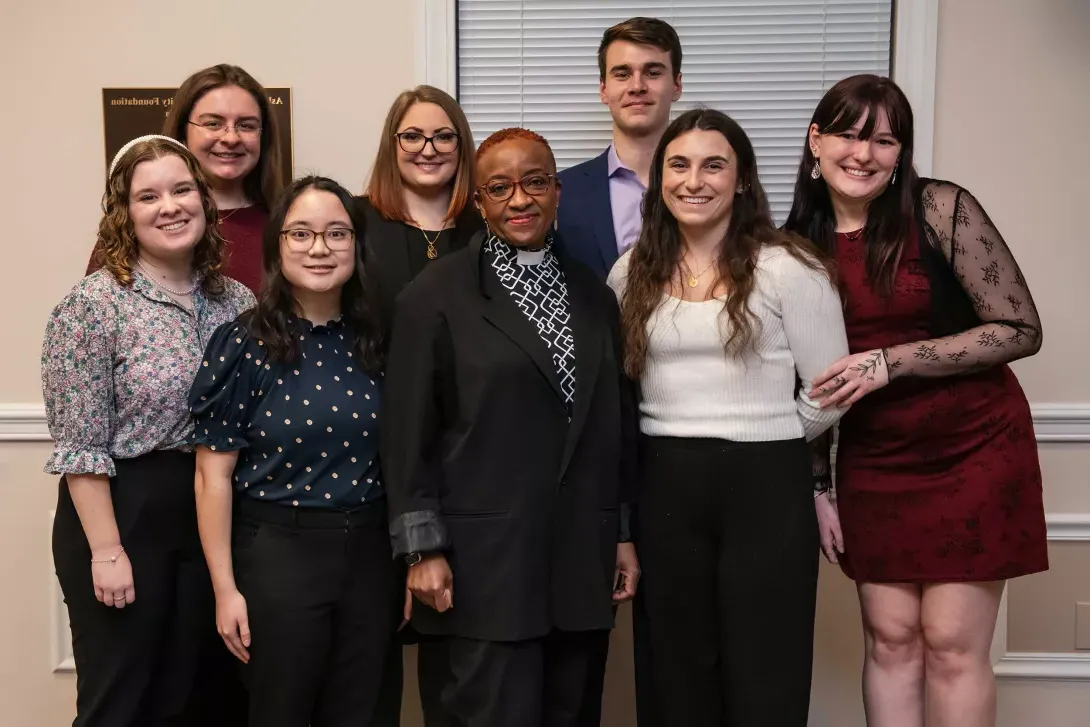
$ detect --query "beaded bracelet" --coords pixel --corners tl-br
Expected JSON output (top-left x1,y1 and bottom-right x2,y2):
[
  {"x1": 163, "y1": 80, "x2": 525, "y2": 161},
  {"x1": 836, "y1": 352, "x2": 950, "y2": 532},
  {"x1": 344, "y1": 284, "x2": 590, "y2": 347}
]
[{"x1": 91, "y1": 546, "x2": 125, "y2": 564}]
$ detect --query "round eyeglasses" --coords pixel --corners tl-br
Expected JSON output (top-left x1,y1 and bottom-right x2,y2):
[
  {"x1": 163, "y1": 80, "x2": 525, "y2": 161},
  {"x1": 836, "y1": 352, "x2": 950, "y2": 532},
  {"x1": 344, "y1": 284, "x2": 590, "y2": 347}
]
[
  {"x1": 477, "y1": 173, "x2": 557, "y2": 203},
  {"x1": 280, "y1": 228, "x2": 356, "y2": 251}
]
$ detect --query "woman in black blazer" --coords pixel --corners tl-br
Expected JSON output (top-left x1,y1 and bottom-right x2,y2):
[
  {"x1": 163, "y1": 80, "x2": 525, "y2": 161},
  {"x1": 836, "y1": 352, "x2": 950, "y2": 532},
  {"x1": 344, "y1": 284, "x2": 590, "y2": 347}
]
[
  {"x1": 357, "y1": 85, "x2": 483, "y2": 324},
  {"x1": 382, "y1": 127, "x2": 640, "y2": 727}
]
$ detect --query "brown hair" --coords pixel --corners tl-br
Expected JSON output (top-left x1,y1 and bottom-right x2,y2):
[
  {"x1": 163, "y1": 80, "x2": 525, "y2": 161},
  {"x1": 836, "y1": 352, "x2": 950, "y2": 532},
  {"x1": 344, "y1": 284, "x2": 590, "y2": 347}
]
[
  {"x1": 784, "y1": 74, "x2": 917, "y2": 296},
  {"x1": 598, "y1": 17, "x2": 683, "y2": 80},
  {"x1": 95, "y1": 138, "x2": 227, "y2": 297},
  {"x1": 621, "y1": 109, "x2": 834, "y2": 378},
  {"x1": 163, "y1": 64, "x2": 283, "y2": 210},
  {"x1": 364, "y1": 85, "x2": 476, "y2": 225}
]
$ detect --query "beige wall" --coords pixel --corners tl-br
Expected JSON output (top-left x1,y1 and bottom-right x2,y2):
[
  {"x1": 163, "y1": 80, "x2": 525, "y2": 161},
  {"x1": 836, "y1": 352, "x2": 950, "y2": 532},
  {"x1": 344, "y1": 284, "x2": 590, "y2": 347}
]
[{"x1": 3, "y1": 0, "x2": 1088, "y2": 725}]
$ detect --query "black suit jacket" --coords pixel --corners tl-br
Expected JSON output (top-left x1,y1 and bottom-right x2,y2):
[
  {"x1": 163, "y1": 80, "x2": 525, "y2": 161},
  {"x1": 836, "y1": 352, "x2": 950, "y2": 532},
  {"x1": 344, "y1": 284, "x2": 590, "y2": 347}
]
[
  {"x1": 555, "y1": 149, "x2": 618, "y2": 281},
  {"x1": 381, "y1": 230, "x2": 637, "y2": 642},
  {"x1": 355, "y1": 196, "x2": 483, "y2": 327}
]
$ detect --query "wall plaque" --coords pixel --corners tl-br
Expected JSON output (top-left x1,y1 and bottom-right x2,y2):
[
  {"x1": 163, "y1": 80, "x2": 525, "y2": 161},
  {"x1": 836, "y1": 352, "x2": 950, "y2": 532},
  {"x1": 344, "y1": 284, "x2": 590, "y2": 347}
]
[{"x1": 102, "y1": 87, "x2": 293, "y2": 184}]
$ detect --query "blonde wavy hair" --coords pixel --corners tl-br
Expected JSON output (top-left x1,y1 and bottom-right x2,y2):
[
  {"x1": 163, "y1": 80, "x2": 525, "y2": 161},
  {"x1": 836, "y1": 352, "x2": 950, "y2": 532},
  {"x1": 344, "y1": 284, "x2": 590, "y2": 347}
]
[{"x1": 93, "y1": 138, "x2": 227, "y2": 296}]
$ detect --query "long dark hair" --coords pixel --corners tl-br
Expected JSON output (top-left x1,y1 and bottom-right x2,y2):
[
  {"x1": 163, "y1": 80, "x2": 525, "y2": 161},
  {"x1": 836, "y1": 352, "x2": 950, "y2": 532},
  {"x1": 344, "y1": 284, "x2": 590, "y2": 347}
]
[
  {"x1": 241, "y1": 176, "x2": 384, "y2": 374},
  {"x1": 621, "y1": 108, "x2": 832, "y2": 378},
  {"x1": 783, "y1": 74, "x2": 918, "y2": 296},
  {"x1": 164, "y1": 63, "x2": 284, "y2": 210}
]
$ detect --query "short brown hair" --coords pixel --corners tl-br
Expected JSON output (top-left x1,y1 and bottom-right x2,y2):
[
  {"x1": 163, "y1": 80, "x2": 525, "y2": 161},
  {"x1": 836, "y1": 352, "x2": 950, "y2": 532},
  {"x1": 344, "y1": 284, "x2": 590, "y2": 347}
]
[
  {"x1": 164, "y1": 64, "x2": 283, "y2": 211},
  {"x1": 364, "y1": 85, "x2": 476, "y2": 225},
  {"x1": 598, "y1": 17, "x2": 683, "y2": 80},
  {"x1": 95, "y1": 138, "x2": 227, "y2": 297}
]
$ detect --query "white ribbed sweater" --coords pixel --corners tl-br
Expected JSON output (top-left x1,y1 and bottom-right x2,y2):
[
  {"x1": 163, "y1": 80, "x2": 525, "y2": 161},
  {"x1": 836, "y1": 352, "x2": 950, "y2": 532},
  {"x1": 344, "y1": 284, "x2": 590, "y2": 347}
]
[{"x1": 607, "y1": 247, "x2": 850, "y2": 442}]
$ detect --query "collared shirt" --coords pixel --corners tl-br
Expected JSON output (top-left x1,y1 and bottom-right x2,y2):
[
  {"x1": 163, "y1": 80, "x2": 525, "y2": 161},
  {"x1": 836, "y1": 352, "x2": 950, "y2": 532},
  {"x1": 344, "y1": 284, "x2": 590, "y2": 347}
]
[
  {"x1": 189, "y1": 316, "x2": 384, "y2": 509},
  {"x1": 607, "y1": 144, "x2": 647, "y2": 256},
  {"x1": 484, "y1": 234, "x2": 576, "y2": 408},
  {"x1": 42, "y1": 268, "x2": 255, "y2": 477}
]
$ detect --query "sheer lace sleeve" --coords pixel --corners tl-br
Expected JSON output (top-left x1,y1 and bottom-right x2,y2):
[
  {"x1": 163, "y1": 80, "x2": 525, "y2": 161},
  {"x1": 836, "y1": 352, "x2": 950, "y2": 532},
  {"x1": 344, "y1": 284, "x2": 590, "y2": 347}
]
[{"x1": 884, "y1": 182, "x2": 1042, "y2": 379}]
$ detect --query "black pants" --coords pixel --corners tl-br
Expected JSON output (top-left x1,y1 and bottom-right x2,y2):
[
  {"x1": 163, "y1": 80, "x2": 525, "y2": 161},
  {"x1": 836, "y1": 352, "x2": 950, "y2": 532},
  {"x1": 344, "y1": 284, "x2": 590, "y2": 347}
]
[
  {"x1": 52, "y1": 451, "x2": 246, "y2": 727},
  {"x1": 418, "y1": 630, "x2": 607, "y2": 727},
  {"x1": 636, "y1": 436, "x2": 819, "y2": 727},
  {"x1": 233, "y1": 497, "x2": 401, "y2": 727}
]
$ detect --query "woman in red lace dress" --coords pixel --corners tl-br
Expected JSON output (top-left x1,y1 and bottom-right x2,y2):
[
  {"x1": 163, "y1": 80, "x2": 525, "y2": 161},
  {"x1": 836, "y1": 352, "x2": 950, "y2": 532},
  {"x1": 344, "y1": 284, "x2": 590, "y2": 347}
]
[
  {"x1": 785, "y1": 75, "x2": 1046, "y2": 727},
  {"x1": 88, "y1": 64, "x2": 283, "y2": 294}
]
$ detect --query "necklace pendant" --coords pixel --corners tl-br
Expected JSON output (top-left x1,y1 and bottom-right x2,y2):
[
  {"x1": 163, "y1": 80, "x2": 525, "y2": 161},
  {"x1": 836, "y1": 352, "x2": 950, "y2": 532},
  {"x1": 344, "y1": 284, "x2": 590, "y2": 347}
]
[
  {"x1": 426, "y1": 244, "x2": 438, "y2": 260},
  {"x1": 687, "y1": 275, "x2": 698, "y2": 288}
]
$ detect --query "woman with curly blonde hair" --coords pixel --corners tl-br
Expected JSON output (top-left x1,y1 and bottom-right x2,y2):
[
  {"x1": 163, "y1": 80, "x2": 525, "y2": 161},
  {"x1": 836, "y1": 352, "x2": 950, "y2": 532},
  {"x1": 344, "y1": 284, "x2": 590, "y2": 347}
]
[{"x1": 43, "y1": 135, "x2": 255, "y2": 726}]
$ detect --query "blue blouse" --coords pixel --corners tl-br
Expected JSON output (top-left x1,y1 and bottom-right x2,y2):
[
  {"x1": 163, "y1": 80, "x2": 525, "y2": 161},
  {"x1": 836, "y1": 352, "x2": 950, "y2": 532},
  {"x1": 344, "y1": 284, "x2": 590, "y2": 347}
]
[{"x1": 189, "y1": 315, "x2": 383, "y2": 509}]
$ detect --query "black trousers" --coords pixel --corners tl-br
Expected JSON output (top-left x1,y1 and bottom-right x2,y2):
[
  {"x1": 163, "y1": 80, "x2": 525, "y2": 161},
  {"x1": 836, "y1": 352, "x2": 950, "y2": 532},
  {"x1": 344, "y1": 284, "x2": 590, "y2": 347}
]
[
  {"x1": 635, "y1": 436, "x2": 819, "y2": 727},
  {"x1": 418, "y1": 630, "x2": 607, "y2": 727},
  {"x1": 52, "y1": 450, "x2": 246, "y2": 727},
  {"x1": 233, "y1": 497, "x2": 401, "y2": 727}
]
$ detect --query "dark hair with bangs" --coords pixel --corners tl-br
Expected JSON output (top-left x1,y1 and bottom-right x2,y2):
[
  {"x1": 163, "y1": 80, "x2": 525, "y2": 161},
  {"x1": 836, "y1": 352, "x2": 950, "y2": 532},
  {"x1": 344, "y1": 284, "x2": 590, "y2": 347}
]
[
  {"x1": 241, "y1": 175, "x2": 384, "y2": 374},
  {"x1": 784, "y1": 74, "x2": 917, "y2": 296}
]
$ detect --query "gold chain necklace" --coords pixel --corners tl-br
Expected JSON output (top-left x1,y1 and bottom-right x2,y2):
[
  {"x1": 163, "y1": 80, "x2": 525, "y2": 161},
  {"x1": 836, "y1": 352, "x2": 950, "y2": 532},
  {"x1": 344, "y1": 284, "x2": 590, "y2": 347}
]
[
  {"x1": 680, "y1": 256, "x2": 717, "y2": 288},
  {"x1": 420, "y1": 228, "x2": 441, "y2": 260}
]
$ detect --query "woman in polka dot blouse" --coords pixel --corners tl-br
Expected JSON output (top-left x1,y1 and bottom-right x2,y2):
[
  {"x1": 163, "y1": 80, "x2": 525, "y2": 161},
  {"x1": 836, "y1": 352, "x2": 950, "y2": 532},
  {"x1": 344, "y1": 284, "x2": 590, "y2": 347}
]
[{"x1": 190, "y1": 175, "x2": 399, "y2": 726}]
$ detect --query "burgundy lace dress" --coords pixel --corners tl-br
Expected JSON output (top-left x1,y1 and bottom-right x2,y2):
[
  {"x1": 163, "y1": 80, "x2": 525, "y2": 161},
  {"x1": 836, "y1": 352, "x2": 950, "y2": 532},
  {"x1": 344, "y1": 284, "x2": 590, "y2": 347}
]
[{"x1": 832, "y1": 180, "x2": 1048, "y2": 583}]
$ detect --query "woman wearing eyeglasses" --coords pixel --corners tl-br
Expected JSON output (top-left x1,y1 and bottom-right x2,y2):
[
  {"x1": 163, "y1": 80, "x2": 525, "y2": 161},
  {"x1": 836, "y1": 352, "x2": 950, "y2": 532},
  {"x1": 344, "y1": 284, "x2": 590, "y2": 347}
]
[
  {"x1": 190, "y1": 176, "x2": 400, "y2": 726},
  {"x1": 89, "y1": 64, "x2": 284, "y2": 293},
  {"x1": 357, "y1": 85, "x2": 482, "y2": 326},
  {"x1": 382, "y1": 127, "x2": 639, "y2": 727}
]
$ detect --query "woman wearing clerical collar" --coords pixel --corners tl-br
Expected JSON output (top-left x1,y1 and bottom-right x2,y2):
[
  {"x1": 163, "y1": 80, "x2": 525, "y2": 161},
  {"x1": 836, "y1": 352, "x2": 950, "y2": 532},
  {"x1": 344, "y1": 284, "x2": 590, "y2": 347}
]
[
  {"x1": 190, "y1": 176, "x2": 400, "y2": 726},
  {"x1": 382, "y1": 128, "x2": 640, "y2": 727}
]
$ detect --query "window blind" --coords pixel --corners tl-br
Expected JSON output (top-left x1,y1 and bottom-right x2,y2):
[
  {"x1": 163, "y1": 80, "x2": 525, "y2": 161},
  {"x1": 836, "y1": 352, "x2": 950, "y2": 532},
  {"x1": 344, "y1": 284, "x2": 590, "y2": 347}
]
[{"x1": 457, "y1": 0, "x2": 892, "y2": 221}]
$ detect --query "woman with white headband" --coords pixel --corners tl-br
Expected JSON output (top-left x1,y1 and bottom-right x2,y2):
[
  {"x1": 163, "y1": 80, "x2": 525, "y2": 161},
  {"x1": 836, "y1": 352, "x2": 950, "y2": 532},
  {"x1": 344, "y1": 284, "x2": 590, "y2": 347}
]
[{"x1": 43, "y1": 135, "x2": 255, "y2": 726}]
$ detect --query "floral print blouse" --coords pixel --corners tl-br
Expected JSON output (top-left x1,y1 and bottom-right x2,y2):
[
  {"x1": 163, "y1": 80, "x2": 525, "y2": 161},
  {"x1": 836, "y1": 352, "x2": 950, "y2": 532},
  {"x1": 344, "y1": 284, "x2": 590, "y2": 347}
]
[{"x1": 42, "y1": 268, "x2": 255, "y2": 477}]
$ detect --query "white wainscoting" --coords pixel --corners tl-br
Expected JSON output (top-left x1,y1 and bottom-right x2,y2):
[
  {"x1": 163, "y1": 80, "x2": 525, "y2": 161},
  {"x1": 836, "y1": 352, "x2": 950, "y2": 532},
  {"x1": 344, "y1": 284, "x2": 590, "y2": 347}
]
[
  {"x1": 48, "y1": 510, "x2": 75, "y2": 672},
  {"x1": 994, "y1": 510, "x2": 1090, "y2": 681},
  {"x1": 10, "y1": 401, "x2": 1090, "y2": 677}
]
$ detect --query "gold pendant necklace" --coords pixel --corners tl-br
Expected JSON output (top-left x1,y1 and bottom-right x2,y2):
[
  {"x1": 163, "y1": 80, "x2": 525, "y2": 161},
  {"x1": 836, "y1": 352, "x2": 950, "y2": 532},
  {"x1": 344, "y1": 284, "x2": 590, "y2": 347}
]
[
  {"x1": 421, "y1": 229, "x2": 441, "y2": 260},
  {"x1": 680, "y1": 257, "x2": 717, "y2": 288}
]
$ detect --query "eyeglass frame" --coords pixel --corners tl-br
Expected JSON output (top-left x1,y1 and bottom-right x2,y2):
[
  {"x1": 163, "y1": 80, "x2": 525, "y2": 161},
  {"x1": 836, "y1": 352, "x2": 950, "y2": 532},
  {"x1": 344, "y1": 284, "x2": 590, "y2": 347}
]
[
  {"x1": 476, "y1": 173, "x2": 559, "y2": 203},
  {"x1": 187, "y1": 119, "x2": 263, "y2": 138},
  {"x1": 394, "y1": 131, "x2": 461, "y2": 154},
  {"x1": 279, "y1": 227, "x2": 357, "y2": 251}
]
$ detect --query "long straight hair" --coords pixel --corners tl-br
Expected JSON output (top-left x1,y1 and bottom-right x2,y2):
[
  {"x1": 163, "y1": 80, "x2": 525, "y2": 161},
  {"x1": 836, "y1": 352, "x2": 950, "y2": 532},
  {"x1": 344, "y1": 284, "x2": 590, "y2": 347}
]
[
  {"x1": 621, "y1": 108, "x2": 833, "y2": 378},
  {"x1": 784, "y1": 74, "x2": 918, "y2": 296},
  {"x1": 241, "y1": 176, "x2": 384, "y2": 374},
  {"x1": 364, "y1": 85, "x2": 476, "y2": 225}
]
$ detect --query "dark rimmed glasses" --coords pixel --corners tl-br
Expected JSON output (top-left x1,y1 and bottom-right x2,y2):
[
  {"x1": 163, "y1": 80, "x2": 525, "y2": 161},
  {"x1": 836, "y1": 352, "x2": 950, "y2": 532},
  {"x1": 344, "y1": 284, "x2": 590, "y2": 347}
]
[
  {"x1": 395, "y1": 131, "x2": 460, "y2": 154},
  {"x1": 477, "y1": 173, "x2": 557, "y2": 203},
  {"x1": 280, "y1": 227, "x2": 356, "y2": 251}
]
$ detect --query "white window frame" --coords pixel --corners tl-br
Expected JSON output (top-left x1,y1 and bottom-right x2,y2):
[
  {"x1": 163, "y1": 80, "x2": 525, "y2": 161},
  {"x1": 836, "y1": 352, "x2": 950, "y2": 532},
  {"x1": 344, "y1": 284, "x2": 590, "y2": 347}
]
[{"x1": 415, "y1": 0, "x2": 936, "y2": 176}]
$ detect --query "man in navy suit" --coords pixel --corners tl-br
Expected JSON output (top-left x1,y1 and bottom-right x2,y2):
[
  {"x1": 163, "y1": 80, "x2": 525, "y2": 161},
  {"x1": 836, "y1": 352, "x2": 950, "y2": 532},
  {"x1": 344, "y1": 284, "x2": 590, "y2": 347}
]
[
  {"x1": 558, "y1": 19, "x2": 683, "y2": 727},
  {"x1": 556, "y1": 18, "x2": 683, "y2": 281}
]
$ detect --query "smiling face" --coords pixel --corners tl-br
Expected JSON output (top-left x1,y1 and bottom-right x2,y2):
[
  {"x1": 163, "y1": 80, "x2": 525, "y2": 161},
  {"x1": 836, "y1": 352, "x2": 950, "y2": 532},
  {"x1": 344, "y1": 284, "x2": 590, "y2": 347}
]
[
  {"x1": 396, "y1": 101, "x2": 460, "y2": 193},
  {"x1": 661, "y1": 129, "x2": 739, "y2": 234},
  {"x1": 128, "y1": 154, "x2": 207, "y2": 262},
  {"x1": 279, "y1": 188, "x2": 356, "y2": 296},
  {"x1": 599, "y1": 40, "x2": 681, "y2": 138},
  {"x1": 810, "y1": 106, "x2": 902, "y2": 207},
  {"x1": 184, "y1": 85, "x2": 263, "y2": 191},
  {"x1": 475, "y1": 138, "x2": 560, "y2": 249}
]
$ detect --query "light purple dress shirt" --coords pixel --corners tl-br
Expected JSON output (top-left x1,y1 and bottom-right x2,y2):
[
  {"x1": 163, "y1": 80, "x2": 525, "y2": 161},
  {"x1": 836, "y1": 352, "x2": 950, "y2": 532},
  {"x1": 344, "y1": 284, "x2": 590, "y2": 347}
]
[{"x1": 607, "y1": 145, "x2": 647, "y2": 256}]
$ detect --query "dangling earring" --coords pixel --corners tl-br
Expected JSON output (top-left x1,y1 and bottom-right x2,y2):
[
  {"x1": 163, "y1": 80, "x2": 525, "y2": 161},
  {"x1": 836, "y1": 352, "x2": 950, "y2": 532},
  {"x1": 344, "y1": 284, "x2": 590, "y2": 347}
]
[
  {"x1": 811, "y1": 159, "x2": 822, "y2": 180},
  {"x1": 891, "y1": 163, "x2": 899, "y2": 185}
]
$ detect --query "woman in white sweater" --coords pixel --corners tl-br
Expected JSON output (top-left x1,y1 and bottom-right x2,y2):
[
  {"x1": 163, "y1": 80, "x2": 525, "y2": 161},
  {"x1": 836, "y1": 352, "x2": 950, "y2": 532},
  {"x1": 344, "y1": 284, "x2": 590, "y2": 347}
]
[{"x1": 607, "y1": 108, "x2": 849, "y2": 727}]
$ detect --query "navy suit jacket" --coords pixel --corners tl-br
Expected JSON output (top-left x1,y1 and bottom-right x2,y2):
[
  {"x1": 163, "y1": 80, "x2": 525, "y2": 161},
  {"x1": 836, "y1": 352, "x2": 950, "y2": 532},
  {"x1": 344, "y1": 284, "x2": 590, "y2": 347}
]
[{"x1": 556, "y1": 149, "x2": 618, "y2": 281}]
